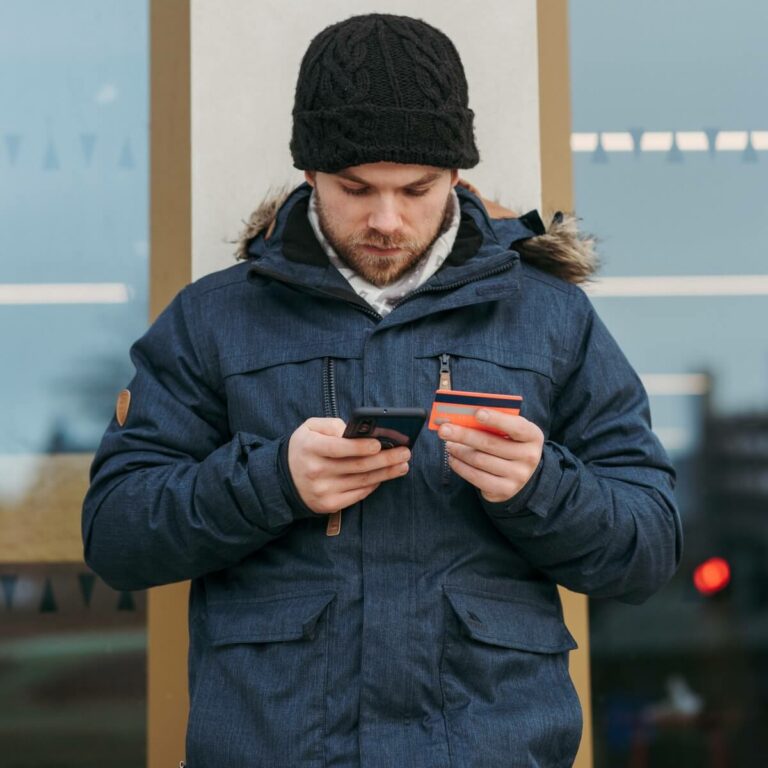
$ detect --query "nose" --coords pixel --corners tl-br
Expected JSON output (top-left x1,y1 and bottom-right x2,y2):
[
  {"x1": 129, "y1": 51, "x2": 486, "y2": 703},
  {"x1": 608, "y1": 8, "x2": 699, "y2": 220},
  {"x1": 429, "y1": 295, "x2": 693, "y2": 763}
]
[{"x1": 367, "y1": 197, "x2": 403, "y2": 235}]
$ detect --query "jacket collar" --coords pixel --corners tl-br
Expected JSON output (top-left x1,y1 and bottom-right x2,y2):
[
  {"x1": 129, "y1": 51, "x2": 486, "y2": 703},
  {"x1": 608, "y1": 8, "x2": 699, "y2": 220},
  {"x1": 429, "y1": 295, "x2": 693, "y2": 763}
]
[{"x1": 245, "y1": 183, "x2": 523, "y2": 293}]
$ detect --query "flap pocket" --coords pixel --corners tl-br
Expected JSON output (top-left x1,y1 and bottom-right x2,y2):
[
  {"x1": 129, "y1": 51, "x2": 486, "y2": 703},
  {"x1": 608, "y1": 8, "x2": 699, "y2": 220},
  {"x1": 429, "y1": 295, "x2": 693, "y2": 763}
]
[
  {"x1": 220, "y1": 337, "x2": 364, "y2": 376},
  {"x1": 413, "y1": 343, "x2": 556, "y2": 381},
  {"x1": 207, "y1": 592, "x2": 336, "y2": 646},
  {"x1": 444, "y1": 587, "x2": 576, "y2": 653}
]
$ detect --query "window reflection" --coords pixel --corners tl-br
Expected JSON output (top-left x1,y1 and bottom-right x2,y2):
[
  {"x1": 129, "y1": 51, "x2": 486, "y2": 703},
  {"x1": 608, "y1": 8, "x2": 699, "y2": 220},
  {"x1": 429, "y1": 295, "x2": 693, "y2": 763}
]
[
  {"x1": 571, "y1": 2, "x2": 768, "y2": 764},
  {"x1": 0, "y1": 564, "x2": 146, "y2": 768},
  {"x1": 0, "y1": 0, "x2": 149, "y2": 764}
]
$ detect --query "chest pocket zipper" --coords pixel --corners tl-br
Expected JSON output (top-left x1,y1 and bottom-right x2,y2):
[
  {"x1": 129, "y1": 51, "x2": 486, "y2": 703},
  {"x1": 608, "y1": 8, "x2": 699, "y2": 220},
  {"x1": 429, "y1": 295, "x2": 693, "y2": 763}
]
[
  {"x1": 322, "y1": 358, "x2": 343, "y2": 535},
  {"x1": 322, "y1": 357, "x2": 339, "y2": 419},
  {"x1": 439, "y1": 354, "x2": 452, "y2": 486}
]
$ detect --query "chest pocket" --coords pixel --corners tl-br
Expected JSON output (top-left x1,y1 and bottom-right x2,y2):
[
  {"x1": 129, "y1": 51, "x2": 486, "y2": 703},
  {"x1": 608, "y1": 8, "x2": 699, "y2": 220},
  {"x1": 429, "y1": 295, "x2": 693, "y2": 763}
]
[
  {"x1": 220, "y1": 337, "x2": 364, "y2": 439},
  {"x1": 413, "y1": 342, "x2": 557, "y2": 437}
]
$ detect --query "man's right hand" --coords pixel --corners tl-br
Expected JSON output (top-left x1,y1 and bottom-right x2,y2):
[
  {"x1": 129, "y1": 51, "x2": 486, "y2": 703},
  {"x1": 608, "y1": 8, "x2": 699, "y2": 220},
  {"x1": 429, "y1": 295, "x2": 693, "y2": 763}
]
[{"x1": 287, "y1": 417, "x2": 411, "y2": 515}]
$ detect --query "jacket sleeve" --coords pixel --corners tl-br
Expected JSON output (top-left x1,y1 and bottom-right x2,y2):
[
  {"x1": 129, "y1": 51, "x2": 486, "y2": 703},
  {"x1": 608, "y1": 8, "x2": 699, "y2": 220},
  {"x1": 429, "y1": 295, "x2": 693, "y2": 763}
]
[
  {"x1": 82, "y1": 287, "x2": 316, "y2": 591},
  {"x1": 480, "y1": 290, "x2": 683, "y2": 604}
]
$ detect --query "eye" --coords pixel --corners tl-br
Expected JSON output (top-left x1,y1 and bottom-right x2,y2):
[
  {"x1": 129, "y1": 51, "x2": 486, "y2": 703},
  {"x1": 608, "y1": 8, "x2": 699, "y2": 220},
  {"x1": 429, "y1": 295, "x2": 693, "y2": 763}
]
[
  {"x1": 341, "y1": 186, "x2": 369, "y2": 196},
  {"x1": 405, "y1": 188, "x2": 429, "y2": 197}
]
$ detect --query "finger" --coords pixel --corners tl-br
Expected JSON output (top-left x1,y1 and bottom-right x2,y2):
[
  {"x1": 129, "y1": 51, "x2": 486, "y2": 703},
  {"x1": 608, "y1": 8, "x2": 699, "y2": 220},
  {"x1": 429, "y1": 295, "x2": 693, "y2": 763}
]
[
  {"x1": 474, "y1": 410, "x2": 542, "y2": 441},
  {"x1": 307, "y1": 429, "x2": 382, "y2": 459},
  {"x1": 447, "y1": 452, "x2": 517, "y2": 501},
  {"x1": 304, "y1": 417, "x2": 347, "y2": 437},
  {"x1": 438, "y1": 422, "x2": 521, "y2": 459},
  {"x1": 334, "y1": 460, "x2": 409, "y2": 492},
  {"x1": 445, "y1": 442, "x2": 520, "y2": 478},
  {"x1": 321, "y1": 483, "x2": 382, "y2": 513},
  {"x1": 336, "y1": 447, "x2": 411, "y2": 474},
  {"x1": 439, "y1": 412, "x2": 540, "y2": 447}
]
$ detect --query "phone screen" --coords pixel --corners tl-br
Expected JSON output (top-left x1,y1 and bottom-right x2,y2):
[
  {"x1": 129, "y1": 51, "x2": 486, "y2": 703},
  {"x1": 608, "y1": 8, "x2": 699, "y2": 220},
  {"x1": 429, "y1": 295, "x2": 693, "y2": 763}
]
[{"x1": 343, "y1": 407, "x2": 427, "y2": 449}]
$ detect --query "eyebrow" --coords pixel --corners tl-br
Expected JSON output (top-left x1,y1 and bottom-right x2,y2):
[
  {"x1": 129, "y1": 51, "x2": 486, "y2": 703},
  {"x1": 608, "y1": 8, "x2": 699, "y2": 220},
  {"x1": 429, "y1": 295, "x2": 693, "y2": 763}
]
[{"x1": 336, "y1": 170, "x2": 443, "y2": 188}]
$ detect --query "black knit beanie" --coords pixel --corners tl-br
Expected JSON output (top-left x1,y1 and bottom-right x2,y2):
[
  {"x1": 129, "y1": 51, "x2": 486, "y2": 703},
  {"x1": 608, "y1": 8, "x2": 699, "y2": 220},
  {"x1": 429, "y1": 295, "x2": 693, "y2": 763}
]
[{"x1": 290, "y1": 13, "x2": 480, "y2": 172}]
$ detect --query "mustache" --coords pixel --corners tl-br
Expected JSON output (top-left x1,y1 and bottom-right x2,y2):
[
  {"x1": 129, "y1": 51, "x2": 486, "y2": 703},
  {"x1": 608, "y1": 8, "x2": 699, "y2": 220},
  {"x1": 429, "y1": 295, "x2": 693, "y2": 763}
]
[{"x1": 346, "y1": 231, "x2": 420, "y2": 251}]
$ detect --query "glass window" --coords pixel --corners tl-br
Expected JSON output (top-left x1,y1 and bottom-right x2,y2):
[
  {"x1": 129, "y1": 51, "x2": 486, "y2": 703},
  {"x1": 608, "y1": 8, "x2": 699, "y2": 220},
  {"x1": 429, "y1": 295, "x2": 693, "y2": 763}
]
[
  {"x1": 0, "y1": 1, "x2": 148, "y2": 763},
  {"x1": 570, "y1": 2, "x2": 768, "y2": 765},
  {"x1": 0, "y1": 565, "x2": 146, "y2": 768}
]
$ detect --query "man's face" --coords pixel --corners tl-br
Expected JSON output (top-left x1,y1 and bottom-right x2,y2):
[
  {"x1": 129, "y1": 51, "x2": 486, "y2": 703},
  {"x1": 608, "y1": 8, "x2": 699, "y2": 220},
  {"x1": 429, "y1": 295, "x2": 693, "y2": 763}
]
[{"x1": 305, "y1": 162, "x2": 459, "y2": 287}]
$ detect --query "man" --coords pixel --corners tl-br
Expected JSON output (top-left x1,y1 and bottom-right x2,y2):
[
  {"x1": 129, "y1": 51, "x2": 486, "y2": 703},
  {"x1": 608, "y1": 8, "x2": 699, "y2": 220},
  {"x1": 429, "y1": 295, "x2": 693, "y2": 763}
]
[{"x1": 82, "y1": 13, "x2": 682, "y2": 768}]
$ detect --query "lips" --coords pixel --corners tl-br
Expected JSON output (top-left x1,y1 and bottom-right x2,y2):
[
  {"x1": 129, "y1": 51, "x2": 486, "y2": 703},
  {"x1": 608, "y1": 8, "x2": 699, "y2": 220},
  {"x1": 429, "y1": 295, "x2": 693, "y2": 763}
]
[{"x1": 362, "y1": 244, "x2": 402, "y2": 254}]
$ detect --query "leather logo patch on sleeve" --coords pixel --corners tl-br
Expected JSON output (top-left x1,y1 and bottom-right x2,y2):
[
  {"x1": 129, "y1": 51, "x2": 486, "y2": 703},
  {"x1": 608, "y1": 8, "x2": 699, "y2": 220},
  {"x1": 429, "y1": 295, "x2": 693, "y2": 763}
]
[{"x1": 115, "y1": 389, "x2": 131, "y2": 426}]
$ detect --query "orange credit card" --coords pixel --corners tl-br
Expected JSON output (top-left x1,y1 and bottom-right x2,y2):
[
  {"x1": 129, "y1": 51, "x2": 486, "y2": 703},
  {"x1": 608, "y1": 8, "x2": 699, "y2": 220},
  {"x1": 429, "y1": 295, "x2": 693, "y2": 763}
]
[{"x1": 428, "y1": 389, "x2": 523, "y2": 436}]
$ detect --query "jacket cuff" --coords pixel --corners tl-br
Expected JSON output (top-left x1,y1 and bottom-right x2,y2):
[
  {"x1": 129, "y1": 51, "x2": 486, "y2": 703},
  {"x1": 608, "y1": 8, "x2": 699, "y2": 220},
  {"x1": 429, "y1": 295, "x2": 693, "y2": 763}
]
[
  {"x1": 277, "y1": 436, "x2": 321, "y2": 519},
  {"x1": 238, "y1": 432, "x2": 316, "y2": 529},
  {"x1": 480, "y1": 441, "x2": 564, "y2": 519}
]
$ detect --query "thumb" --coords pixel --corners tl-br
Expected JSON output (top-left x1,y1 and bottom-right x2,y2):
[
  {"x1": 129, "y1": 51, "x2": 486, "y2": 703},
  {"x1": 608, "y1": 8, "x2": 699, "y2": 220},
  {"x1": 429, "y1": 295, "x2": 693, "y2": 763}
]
[{"x1": 304, "y1": 417, "x2": 347, "y2": 438}]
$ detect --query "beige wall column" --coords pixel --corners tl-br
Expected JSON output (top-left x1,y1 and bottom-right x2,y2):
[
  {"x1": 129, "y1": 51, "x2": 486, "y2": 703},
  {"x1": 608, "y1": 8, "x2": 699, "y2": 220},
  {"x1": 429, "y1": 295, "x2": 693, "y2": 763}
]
[
  {"x1": 149, "y1": 2, "x2": 591, "y2": 766},
  {"x1": 537, "y1": 2, "x2": 594, "y2": 765},
  {"x1": 149, "y1": 2, "x2": 192, "y2": 767}
]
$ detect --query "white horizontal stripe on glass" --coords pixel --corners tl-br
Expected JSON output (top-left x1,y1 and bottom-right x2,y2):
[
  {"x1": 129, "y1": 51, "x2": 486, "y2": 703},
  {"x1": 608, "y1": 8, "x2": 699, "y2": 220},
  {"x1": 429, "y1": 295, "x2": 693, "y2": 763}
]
[
  {"x1": 675, "y1": 131, "x2": 708, "y2": 151},
  {"x1": 640, "y1": 132, "x2": 674, "y2": 151},
  {"x1": 715, "y1": 131, "x2": 749, "y2": 151},
  {"x1": 601, "y1": 132, "x2": 634, "y2": 151},
  {"x1": 640, "y1": 374, "x2": 710, "y2": 396},
  {"x1": 585, "y1": 275, "x2": 768, "y2": 297},
  {"x1": 0, "y1": 283, "x2": 129, "y2": 304},
  {"x1": 571, "y1": 129, "x2": 767, "y2": 153},
  {"x1": 571, "y1": 132, "x2": 599, "y2": 152}
]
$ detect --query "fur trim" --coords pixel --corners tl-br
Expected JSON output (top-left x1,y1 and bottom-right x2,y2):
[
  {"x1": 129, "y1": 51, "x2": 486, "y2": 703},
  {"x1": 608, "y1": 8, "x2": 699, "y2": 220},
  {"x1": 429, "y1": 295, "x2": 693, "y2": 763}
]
[
  {"x1": 515, "y1": 211, "x2": 599, "y2": 284},
  {"x1": 235, "y1": 188, "x2": 599, "y2": 284},
  {"x1": 235, "y1": 184, "x2": 293, "y2": 261}
]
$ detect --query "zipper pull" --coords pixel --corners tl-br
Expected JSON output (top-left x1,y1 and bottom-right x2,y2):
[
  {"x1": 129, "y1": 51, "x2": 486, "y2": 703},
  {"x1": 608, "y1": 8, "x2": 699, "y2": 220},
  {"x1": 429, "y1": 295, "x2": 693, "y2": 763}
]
[
  {"x1": 439, "y1": 354, "x2": 453, "y2": 486},
  {"x1": 439, "y1": 353, "x2": 452, "y2": 390},
  {"x1": 326, "y1": 510, "x2": 342, "y2": 537}
]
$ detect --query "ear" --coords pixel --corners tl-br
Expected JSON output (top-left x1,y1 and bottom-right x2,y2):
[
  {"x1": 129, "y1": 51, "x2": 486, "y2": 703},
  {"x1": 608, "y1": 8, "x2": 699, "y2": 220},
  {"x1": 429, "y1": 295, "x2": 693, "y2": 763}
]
[
  {"x1": 304, "y1": 170, "x2": 316, "y2": 188},
  {"x1": 449, "y1": 169, "x2": 459, "y2": 186}
]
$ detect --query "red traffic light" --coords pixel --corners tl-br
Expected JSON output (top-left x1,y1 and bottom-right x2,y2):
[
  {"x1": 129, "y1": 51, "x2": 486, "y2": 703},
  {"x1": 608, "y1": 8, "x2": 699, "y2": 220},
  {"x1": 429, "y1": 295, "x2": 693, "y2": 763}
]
[{"x1": 693, "y1": 557, "x2": 731, "y2": 596}]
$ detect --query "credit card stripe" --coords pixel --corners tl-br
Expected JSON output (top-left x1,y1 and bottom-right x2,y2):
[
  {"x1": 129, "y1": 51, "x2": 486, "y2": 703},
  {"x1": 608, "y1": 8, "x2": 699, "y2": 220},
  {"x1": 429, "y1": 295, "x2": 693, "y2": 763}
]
[
  {"x1": 435, "y1": 405, "x2": 482, "y2": 415},
  {"x1": 434, "y1": 393, "x2": 523, "y2": 408}
]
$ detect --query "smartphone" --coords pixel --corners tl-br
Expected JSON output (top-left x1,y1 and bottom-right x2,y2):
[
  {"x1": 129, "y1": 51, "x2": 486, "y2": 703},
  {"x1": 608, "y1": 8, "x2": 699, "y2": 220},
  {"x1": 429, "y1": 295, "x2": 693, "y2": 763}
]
[{"x1": 343, "y1": 407, "x2": 428, "y2": 449}]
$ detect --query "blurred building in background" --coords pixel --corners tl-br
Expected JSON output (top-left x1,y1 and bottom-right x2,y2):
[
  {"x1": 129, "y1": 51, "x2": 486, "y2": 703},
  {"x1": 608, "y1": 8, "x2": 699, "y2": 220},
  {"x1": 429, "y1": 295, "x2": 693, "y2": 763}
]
[{"x1": 570, "y1": 2, "x2": 768, "y2": 765}]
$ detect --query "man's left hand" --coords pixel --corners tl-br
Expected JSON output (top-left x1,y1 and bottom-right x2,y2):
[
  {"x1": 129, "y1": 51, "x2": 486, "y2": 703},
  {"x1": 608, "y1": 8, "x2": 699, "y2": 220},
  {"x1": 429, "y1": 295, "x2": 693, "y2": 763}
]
[{"x1": 438, "y1": 410, "x2": 544, "y2": 503}]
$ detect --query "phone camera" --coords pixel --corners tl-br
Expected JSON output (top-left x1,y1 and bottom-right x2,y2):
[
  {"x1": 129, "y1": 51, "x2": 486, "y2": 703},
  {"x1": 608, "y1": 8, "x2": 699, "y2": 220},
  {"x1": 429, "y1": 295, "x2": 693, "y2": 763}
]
[{"x1": 358, "y1": 420, "x2": 373, "y2": 433}]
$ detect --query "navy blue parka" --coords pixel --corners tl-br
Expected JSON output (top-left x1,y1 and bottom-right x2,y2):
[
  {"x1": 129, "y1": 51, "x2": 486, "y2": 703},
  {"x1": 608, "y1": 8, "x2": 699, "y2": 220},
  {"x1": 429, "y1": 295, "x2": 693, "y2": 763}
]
[{"x1": 82, "y1": 183, "x2": 682, "y2": 768}]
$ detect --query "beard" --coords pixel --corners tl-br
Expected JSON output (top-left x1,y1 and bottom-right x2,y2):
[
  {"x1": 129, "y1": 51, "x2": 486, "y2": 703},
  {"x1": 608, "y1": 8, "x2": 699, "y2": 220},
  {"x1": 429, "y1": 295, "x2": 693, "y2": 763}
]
[{"x1": 315, "y1": 191, "x2": 455, "y2": 287}]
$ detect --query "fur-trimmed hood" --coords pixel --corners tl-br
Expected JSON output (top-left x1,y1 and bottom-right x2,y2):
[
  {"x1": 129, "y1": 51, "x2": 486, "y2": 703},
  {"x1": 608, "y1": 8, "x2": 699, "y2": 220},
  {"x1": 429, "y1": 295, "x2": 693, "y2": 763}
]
[{"x1": 235, "y1": 184, "x2": 599, "y2": 284}]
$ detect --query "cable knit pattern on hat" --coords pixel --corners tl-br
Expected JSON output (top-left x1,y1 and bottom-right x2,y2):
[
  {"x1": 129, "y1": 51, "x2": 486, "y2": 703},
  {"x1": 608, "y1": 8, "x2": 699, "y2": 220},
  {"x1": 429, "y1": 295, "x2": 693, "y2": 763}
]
[{"x1": 291, "y1": 14, "x2": 480, "y2": 172}]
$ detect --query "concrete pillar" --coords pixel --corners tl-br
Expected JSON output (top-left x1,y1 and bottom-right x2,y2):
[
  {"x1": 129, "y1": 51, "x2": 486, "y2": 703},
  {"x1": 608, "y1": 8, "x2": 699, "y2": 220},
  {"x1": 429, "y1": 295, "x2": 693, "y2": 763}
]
[{"x1": 149, "y1": 2, "x2": 591, "y2": 765}]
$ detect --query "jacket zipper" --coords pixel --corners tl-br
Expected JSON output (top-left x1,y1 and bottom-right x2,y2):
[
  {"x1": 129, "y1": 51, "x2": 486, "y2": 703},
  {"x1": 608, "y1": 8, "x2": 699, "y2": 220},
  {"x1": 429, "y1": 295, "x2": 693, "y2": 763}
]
[
  {"x1": 439, "y1": 354, "x2": 452, "y2": 486},
  {"x1": 323, "y1": 357, "x2": 343, "y2": 535},
  {"x1": 322, "y1": 357, "x2": 339, "y2": 419}
]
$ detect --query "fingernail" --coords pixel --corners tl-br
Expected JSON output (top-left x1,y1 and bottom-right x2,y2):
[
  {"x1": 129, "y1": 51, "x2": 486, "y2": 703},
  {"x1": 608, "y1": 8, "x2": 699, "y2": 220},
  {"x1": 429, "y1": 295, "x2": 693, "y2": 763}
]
[
  {"x1": 476, "y1": 409, "x2": 489, "y2": 421},
  {"x1": 440, "y1": 425, "x2": 453, "y2": 437},
  {"x1": 399, "y1": 463, "x2": 409, "y2": 474}
]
